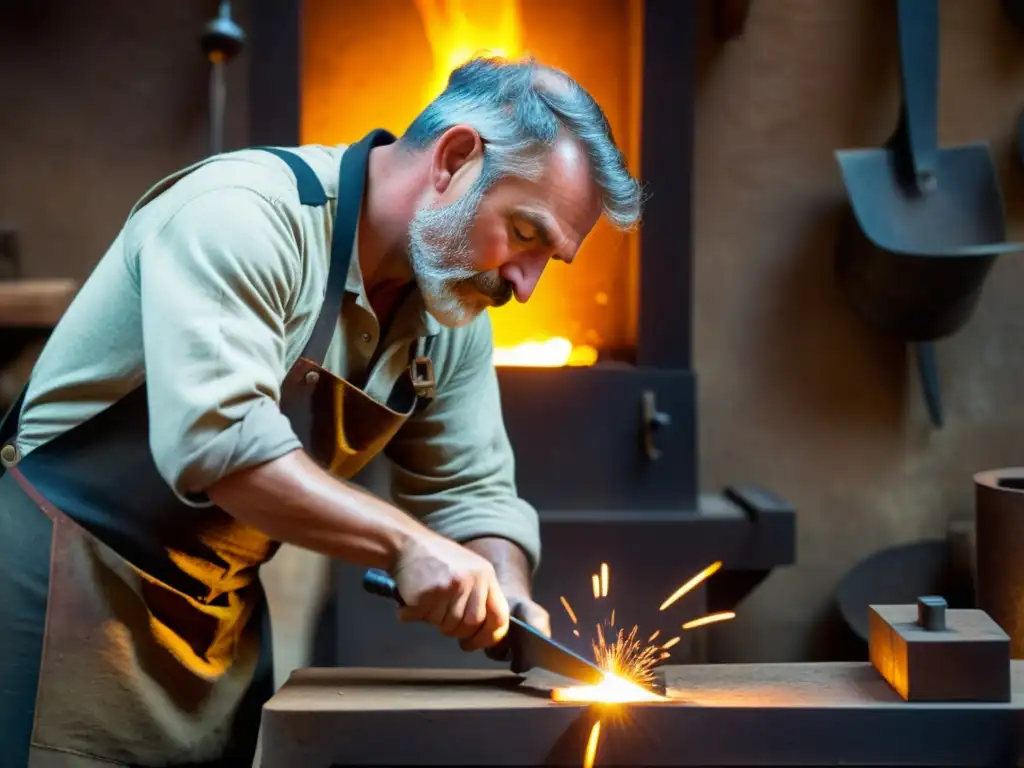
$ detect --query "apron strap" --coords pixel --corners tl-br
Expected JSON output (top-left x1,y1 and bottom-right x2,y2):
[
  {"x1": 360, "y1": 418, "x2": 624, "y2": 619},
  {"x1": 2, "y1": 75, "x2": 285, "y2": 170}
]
[
  {"x1": 300, "y1": 129, "x2": 396, "y2": 366},
  {"x1": 254, "y1": 147, "x2": 328, "y2": 206}
]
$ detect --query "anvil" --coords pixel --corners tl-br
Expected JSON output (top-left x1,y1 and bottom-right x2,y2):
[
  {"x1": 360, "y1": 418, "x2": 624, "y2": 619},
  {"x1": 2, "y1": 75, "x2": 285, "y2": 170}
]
[{"x1": 257, "y1": 662, "x2": 1024, "y2": 767}]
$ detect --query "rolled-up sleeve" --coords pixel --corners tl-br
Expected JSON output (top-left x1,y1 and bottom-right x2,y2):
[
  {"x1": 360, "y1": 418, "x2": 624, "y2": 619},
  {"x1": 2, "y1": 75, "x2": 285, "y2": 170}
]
[
  {"x1": 135, "y1": 187, "x2": 304, "y2": 506},
  {"x1": 384, "y1": 314, "x2": 542, "y2": 571}
]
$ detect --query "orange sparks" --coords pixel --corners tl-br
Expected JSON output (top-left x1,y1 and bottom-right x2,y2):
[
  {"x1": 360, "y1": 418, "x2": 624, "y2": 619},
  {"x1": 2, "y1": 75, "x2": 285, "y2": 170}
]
[
  {"x1": 648, "y1": 629, "x2": 661, "y2": 643},
  {"x1": 560, "y1": 596, "x2": 578, "y2": 625},
  {"x1": 592, "y1": 574, "x2": 600, "y2": 599},
  {"x1": 661, "y1": 636, "x2": 680, "y2": 650},
  {"x1": 658, "y1": 561, "x2": 723, "y2": 612},
  {"x1": 610, "y1": 609, "x2": 615, "y2": 626},
  {"x1": 600, "y1": 563, "x2": 609, "y2": 598},
  {"x1": 583, "y1": 721, "x2": 601, "y2": 768},
  {"x1": 683, "y1": 611, "x2": 736, "y2": 630}
]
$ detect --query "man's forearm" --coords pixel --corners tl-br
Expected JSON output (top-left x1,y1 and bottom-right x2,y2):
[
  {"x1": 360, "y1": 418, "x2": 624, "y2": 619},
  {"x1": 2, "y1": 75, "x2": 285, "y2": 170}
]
[
  {"x1": 463, "y1": 537, "x2": 534, "y2": 596},
  {"x1": 206, "y1": 449, "x2": 425, "y2": 570}
]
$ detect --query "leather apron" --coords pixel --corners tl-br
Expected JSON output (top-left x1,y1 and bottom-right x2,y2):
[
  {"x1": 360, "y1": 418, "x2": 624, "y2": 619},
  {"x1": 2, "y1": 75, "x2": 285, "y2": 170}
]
[{"x1": 0, "y1": 129, "x2": 438, "y2": 767}]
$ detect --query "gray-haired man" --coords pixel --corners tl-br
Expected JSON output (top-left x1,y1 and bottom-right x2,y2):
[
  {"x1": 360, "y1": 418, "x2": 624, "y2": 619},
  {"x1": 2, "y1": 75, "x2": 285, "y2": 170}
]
[{"x1": 0, "y1": 56, "x2": 642, "y2": 766}]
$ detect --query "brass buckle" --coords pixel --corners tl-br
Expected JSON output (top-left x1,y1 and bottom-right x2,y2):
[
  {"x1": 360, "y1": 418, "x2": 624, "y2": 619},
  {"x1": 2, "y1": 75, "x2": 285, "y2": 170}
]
[
  {"x1": 410, "y1": 356, "x2": 437, "y2": 400},
  {"x1": 1, "y1": 442, "x2": 20, "y2": 469}
]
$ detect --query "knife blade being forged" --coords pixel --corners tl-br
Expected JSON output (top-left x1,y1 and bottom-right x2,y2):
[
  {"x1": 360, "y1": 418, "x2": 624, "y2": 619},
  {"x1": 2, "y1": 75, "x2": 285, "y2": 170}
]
[{"x1": 362, "y1": 568, "x2": 607, "y2": 687}]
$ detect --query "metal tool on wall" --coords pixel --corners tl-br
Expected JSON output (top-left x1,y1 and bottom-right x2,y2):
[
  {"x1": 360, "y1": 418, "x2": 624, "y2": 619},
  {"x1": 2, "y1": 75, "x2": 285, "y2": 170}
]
[
  {"x1": 201, "y1": 1, "x2": 245, "y2": 156},
  {"x1": 834, "y1": 0, "x2": 1023, "y2": 429}
]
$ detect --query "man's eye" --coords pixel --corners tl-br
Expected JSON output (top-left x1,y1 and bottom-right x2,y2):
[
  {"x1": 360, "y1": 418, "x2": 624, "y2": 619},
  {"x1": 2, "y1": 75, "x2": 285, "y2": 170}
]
[{"x1": 512, "y1": 223, "x2": 535, "y2": 242}]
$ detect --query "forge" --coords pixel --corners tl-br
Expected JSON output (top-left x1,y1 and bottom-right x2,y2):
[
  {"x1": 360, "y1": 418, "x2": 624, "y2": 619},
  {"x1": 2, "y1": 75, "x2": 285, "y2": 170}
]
[
  {"x1": 258, "y1": 663, "x2": 1024, "y2": 767},
  {"x1": 247, "y1": 0, "x2": 795, "y2": 669}
]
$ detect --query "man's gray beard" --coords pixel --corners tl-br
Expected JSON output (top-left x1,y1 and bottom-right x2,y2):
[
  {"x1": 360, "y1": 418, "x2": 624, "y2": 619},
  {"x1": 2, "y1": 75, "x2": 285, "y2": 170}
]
[{"x1": 407, "y1": 175, "x2": 511, "y2": 328}]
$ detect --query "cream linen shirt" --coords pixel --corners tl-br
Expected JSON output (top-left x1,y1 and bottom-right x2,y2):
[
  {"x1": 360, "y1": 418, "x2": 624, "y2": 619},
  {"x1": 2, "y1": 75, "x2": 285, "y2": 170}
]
[{"x1": 13, "y1": 143, "x2": 541, "y2": 568}]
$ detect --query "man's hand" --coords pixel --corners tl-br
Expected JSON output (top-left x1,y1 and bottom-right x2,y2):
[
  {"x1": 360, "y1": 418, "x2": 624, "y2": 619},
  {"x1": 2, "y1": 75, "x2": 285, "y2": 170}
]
[
  {"x1": 392, "y1": 530, "x2": 511, "y2": 652},
  {"x1": 461, "y1": 537, "x2": 552, "y2": 664}
]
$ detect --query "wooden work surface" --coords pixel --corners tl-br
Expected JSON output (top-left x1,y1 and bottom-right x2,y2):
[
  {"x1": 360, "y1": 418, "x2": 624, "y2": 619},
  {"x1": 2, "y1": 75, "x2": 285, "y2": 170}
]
[
  {"x1": 0, "y1": 279, "x2": 77, "y2": 327},
  {"x1": 259, "y1": 662, "x2": 1024, "y2": 767}
]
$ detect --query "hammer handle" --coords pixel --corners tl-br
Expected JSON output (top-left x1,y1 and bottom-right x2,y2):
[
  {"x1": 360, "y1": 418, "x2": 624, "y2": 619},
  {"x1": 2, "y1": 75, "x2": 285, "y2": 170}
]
[{"x1": 363, "y1": 568, "x2": 406, "y2": 606}]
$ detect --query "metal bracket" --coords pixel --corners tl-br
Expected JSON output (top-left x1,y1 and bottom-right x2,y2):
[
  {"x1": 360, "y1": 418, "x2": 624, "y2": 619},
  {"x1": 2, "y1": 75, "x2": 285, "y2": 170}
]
[
  {"x1": 641, "y1": 389, "x2": 671, "y2": 461},
  {"x1": 410, "y1": 356, "x2": 437, "y2": 400}
]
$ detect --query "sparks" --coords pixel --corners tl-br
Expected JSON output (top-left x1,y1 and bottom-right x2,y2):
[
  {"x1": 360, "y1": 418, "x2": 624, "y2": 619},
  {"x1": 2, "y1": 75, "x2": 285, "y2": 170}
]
[
  {"x1": 682, "y1": 611, "x2": 736, "y2": 630},
  {"x1": 600, "y1": 563, "x2": 609, "y2": 598},
  {"x1": 658, "y1": 561, "x2": 723, "y2": 612},
  {"x1": 647, "y1": 629, "x2": 660, "y2": 643},
  {"x1": 592, "y1": 573, "x2": 600, "y2": 599},
  {"x1": 573, "y1": 629, "x2": 580, "y2": 637},
  {"x1": 593, "y1": 622, "x2": 663, "y2": 690},
  {"x1": 660, "y1": 636, "x2": 680, "y2": 650},
  {"x1": 583, "y1": 721, "x2": 601, "y2": 768},
  {"x1": 560, "y1": 596, "x2": 578, "y2": 625},
  {"x1": 609, "y1": 609, "x2": 615, "y2": 626}
]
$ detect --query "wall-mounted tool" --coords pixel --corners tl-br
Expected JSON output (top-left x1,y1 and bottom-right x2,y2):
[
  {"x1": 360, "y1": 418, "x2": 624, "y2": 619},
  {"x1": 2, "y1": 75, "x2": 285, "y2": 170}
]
[
  {"x1": 200, "y1": 1, "x2": 245, "y2": 156},
  {"x1": 834, "y1": 0, "x2": 1023, "y2": 429}
]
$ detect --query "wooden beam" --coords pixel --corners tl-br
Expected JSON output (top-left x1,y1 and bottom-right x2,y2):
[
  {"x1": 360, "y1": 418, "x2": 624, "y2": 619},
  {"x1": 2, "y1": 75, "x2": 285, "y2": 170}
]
[{"x1": 0, "y1": 279, "x2": 77, "y2": 328}]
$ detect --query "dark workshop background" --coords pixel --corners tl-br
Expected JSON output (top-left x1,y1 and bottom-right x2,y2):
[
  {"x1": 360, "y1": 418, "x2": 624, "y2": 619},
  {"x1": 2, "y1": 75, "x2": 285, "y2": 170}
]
[{"x1": 4, "y1": 0, "x2": 1024, "y2": 663}]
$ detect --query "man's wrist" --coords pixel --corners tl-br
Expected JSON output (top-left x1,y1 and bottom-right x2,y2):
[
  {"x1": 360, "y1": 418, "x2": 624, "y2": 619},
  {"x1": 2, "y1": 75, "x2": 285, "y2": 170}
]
[{"x1": 462, "y1": 536, "x2": 533, "y2": 596}]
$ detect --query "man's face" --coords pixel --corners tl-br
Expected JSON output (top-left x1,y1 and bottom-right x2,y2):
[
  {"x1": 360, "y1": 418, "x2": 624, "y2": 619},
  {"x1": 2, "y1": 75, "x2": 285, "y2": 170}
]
[{"x1": 408, "y1": 134, "x2": 602, "y2": 328}]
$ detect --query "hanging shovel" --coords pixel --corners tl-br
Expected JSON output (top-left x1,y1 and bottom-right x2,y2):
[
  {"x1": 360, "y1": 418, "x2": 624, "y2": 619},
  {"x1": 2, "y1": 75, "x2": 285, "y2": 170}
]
[{"x1": 834, "y1": 0, "x2": 1024, "y2": 428}]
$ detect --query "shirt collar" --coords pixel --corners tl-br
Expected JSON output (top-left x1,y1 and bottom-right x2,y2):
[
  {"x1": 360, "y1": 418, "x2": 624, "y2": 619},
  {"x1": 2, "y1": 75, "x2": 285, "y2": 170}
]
[{"x1": 344, "y1": 238, "x2": 441, "y2": 339}]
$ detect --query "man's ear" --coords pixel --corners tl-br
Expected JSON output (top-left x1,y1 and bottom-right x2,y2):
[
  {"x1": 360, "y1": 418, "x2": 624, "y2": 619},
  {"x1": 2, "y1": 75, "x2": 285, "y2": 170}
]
[{"x1": 430, "y1": 125, "x2": 484, "y2": 194}]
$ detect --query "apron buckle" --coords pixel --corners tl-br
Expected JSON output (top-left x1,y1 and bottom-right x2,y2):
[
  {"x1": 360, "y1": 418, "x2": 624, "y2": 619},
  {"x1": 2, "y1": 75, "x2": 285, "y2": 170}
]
[
  {"x1": 410, "y1": 356, "x2": 437, "y2": 400},
  {"x1": 1, "y1": 442, "x2": 19, "y2": 468}
]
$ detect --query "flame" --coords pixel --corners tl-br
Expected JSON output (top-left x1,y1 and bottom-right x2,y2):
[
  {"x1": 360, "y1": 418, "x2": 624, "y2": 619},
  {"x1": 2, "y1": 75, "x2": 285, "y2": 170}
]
[
  {"x1": 658, "y1": 561, "x2": 723, "y2": 612},
  {"x1": 414, "y1": 0, "x2": 524, "y2": 103}
]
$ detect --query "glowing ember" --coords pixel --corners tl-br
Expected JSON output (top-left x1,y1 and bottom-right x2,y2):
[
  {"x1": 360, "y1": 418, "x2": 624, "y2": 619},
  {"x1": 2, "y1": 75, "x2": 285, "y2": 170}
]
[
  {"x1": 583, "y1": 721, "x2": 602, "y2": 768},
  {"x1": 658, "y1": 561, "x2": 723, "y2": 612},
  {"x1": 660, "y1": 636, "x2": 680, "y2": 650},
  {"x1": 560, "y1": 596, "x2": 578, "y2": 625},
  {"x1": 492, "y1": 337, "x2": 599, "y2": 368},
  {"x1": 682, "y1": 611, "x2": 736, "y2": 630},
  {"x1": 600, "y1": 563, "x2": 609, "y2": 598},
  {"x1": 591, "y1": 574, "x2": 600, "y2": 599},
  {"x1": 647, "y1": 629, "x2": 660, "y2": 643}
]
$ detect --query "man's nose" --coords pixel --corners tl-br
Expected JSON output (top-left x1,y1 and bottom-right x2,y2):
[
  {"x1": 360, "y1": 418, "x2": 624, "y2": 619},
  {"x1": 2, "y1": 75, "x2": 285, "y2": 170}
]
[{"x1": 501, "y1": 258, "x2": 546, "y2": 303}]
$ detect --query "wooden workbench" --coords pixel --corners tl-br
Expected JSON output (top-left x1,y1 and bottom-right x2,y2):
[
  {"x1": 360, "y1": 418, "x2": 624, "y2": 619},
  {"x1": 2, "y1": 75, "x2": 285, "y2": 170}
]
[
  {"x1": 0, "y1": 279, "x2": 77, "y2": 327},
  {"x1": 258, "y1": 662, "x2": 1024, "y2": 766}
]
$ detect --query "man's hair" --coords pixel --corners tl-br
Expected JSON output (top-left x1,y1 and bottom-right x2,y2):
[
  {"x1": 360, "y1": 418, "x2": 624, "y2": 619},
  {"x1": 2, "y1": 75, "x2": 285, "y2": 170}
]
[{"x1": 399, "y1": 56, "x2": 643, "y2": 231}]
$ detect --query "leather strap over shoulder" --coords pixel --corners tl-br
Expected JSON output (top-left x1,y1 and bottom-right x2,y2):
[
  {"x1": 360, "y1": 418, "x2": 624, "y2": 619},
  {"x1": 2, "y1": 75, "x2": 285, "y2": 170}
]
[{"x1": 253, "y1": 147, "x2": 328, "y2": 206}]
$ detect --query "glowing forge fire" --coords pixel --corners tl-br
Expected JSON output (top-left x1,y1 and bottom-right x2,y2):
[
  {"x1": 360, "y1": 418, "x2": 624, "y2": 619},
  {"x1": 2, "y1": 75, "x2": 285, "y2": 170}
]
[
  {"x1": 491, "y1": 338, "x2": 599, "y2": 368},
  {"x1": 550, "y1": 561, "x2": 737, "y2": 767}
]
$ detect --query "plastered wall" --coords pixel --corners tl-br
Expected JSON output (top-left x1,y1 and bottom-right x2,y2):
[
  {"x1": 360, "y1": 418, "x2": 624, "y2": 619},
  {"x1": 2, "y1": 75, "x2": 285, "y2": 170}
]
[{"x1": 695, "y1": 0, "x2": 1024, "y2": 660}]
